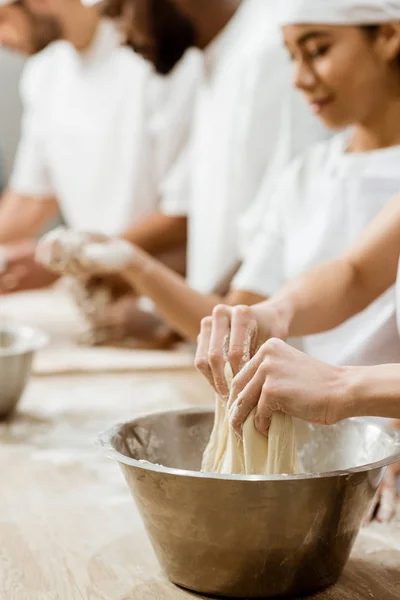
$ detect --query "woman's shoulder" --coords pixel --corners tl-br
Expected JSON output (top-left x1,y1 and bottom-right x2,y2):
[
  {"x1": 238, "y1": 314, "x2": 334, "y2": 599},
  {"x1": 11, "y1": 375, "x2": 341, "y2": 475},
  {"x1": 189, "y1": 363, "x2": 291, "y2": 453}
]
[{"x1": 293, "y1": 131, "x2": 348, "y2": 174}]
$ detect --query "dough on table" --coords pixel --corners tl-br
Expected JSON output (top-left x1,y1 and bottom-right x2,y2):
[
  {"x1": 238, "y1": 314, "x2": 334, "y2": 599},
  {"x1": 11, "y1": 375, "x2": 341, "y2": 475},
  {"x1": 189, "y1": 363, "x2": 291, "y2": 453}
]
[{"x1": 202, "y1": 364, "x2": 297, "y2": 475}]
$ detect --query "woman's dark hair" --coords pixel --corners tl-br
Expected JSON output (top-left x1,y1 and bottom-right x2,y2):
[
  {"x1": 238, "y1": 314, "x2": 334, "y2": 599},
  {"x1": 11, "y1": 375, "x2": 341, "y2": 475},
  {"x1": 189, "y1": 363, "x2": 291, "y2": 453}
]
[
  {"x1": 363, "y1": 24, "x2": 400, "y2": 66},
  {"x1": 101, "y1": 0, "x2": 126, "y2": 18}
]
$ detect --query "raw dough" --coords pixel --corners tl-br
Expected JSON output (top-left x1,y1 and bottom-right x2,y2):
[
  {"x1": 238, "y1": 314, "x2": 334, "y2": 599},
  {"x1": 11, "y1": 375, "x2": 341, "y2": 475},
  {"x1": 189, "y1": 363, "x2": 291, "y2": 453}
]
[
  {"x1": 202, "y1": 363, "x2": 297, "y2": 475},
  {"x1": 82, "y1": 241, "x2": 136, "y2": 271},
  {"x1": 67, "y1": 277, "x2": 113, "y2": 346}
]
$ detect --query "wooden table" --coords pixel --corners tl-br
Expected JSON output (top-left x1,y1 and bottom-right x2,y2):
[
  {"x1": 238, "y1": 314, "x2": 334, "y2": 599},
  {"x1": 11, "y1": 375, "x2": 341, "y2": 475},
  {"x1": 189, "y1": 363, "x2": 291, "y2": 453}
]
[{"x1": 0, "y1": 369, "x2": 399, "y2": 600}]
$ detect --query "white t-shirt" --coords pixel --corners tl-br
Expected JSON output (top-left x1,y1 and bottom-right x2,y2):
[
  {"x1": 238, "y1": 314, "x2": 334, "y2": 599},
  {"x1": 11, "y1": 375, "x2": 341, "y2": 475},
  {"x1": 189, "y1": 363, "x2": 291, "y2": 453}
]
[
  {"x1": 161, "y1": 0, "x2": 329, "y2": 294},
  {"x1": 234, "y1": 133, "x2": 400, "y2": 366},
  {"x1": 10, "y1": 20, "x2": 200, "y2": 236},
  {"x1": 396, "y1": 262, "x2": 400, "y2": 335}
]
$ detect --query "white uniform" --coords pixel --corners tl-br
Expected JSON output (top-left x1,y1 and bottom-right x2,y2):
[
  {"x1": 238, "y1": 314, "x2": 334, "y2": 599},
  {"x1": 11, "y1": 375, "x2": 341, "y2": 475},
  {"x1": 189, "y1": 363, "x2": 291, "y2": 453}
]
[
  {"x1": 10, "y1": 20, "x2": 199, "y2": 236},
  {"x1": 161, "y1": 0, "x2": 329, "y2": 295},
  {"x1": 396, "y1": 263, "x2": 400, "y2": 335},
  {"x1": 234, "y1": 132, "x2": 400, "y2": 366}
]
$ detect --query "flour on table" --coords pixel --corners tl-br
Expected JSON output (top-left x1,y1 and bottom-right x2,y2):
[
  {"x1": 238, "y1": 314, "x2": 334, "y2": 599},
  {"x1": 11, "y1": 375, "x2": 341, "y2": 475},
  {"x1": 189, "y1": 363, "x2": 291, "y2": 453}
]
[{"x1": 202, "y1": 363, "x2": 298, "y2": 475}]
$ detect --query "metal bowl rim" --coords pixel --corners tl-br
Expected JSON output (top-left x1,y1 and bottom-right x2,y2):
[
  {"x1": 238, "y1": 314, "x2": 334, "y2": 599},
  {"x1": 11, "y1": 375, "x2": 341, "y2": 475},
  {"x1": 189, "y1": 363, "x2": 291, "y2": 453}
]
[
  {"x1": 0, "y1": 325, "x2": 49, "y2": 357},
  {"x1": 97, "y1": 407, "x2": 400, "y2": 482}
]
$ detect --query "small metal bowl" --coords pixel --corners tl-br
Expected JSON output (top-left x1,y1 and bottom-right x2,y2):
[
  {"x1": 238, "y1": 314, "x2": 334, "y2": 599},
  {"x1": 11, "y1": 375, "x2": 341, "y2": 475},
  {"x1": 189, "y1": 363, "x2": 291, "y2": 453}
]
[
  {"x1": 0, "y1": 325, "x2": 48, "y2": 418},
  {"x1": 99, "y1": 409, "x2": 400, "y2": 599}
]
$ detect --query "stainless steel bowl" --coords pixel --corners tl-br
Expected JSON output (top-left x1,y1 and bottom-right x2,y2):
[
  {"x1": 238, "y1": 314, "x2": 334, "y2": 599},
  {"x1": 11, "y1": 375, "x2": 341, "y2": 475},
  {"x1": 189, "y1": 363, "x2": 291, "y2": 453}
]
[
  {"x1": 99, "y1": 409, "x2": 400, "y2": 598},
  {"x1": 0, "y1": 325, "x2": 48, "y2": 417}
]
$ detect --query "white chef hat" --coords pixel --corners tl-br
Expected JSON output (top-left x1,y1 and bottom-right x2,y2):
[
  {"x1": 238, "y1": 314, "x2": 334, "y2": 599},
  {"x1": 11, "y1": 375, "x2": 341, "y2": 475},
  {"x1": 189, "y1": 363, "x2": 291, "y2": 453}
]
[{"x1": 278, "y1": 0, "x2": 400, "y2": 25}]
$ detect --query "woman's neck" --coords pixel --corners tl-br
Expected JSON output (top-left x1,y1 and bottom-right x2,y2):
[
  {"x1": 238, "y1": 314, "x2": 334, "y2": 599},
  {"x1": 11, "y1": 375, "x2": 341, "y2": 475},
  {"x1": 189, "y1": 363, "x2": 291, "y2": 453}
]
[
  {"x1": 350, "y1": 88, "x2": 400, "y2": 153},
  {"x1": 60, "y1": 5, "x2": 100, "y2": 52}
]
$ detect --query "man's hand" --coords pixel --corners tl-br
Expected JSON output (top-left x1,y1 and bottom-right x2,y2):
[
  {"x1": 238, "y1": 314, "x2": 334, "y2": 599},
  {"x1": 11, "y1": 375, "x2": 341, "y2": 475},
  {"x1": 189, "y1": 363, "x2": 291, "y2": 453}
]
[{"x1": 0, "y1": 240, "x2": 58, "y2": 294}]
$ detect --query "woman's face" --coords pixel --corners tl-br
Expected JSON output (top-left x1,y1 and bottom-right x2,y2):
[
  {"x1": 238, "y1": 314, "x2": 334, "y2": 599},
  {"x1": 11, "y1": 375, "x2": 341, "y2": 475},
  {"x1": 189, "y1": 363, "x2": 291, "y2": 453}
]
[{"x1": 283, "y1": 24, "x2": 400, "y2": 130}]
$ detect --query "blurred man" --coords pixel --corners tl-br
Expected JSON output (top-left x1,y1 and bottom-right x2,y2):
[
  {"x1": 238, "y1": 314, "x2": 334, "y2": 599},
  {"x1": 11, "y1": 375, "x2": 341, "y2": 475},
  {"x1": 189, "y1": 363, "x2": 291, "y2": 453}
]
[
  {"x1": 0, "y1": 0, "x2": 199, "y2": 344},
  {"x1": 91, "y1": 0, "x2": 329, "y2": 297},
  {"x1": 0, "y1": 0, "x2": 61, "y2": 290}
]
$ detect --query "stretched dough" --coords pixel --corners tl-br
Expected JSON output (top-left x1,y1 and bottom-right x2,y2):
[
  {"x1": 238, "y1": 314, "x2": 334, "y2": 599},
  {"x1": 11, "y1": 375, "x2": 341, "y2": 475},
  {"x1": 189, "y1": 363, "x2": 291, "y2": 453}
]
[{"x1": 202, "y1": 364, "x2": 297, "y2": 475}]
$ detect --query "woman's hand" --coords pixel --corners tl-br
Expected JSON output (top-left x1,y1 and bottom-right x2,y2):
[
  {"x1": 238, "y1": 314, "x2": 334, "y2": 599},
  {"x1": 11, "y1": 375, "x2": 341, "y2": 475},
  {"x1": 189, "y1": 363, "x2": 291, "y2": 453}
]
[
  {"x1": 365, "y1": 461, "x2": 400, "y2": 524},
  {"x1": 226, "y1": 339, "x2": 348, "y2": 436},
  {"x1": 365, "y1": 418, "x2": 400, "y2": 524},
  {"x1": 35, "y1": 227, "x2": 138, "y2": 277},
  {"x1": 195, "y1": 302, "x2": 290, "y2": 400}
]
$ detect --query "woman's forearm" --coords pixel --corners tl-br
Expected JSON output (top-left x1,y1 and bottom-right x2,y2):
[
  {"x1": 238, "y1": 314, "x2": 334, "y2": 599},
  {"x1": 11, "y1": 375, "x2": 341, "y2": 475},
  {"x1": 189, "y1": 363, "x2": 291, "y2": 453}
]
[
  {"x1": 340, "y1": 365, "x2": 400, "y2": 421},
  {"x1": 266, "y1": 257, "x2": 370, "y2": 337},
  {"x1": 122, "y1": 249, "x2": 263, "y2": 342},
  {"x1": 122, "y1": 250, "x2": 221, "y2": 341},
  {"x1": 121, "y1": 213, "x2": 187, "y2": 255}
]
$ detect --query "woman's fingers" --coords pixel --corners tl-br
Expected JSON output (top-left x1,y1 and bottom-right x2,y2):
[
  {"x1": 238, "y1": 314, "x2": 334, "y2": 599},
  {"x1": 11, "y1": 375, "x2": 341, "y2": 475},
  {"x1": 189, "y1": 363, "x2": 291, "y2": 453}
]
[
  {"x1": 364, "y1": 484, "x2": 396, "y2": 525},
  {"x1": 208, "y1": 305, "x2": 232, "y2": 399},
  {"x1": 364, "y1": 490, "x2": 379, "y2": 525},
  {"x1": 376, "y1": 467, "x2": 397, "y2": 523},
  {"x1": 364, "y1": 463, "x2": 399, "y2": 525},
  {"x1": 228, "y1": 346, "x2": 266, "y2": 408},
  {"x1": 376, "y1": 485, "x2": 397, "y2": 523},
  {"x1": 229, "y1": 363, "x2": 270, "y2": 436},
  {"x1": 228, "y1": 305, "x2": 258, "y2": 376}
]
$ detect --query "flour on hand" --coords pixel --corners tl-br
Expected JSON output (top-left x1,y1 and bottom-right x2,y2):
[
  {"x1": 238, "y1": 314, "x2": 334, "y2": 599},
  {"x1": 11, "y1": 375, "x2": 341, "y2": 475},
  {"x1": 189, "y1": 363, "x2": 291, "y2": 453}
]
[
  {"x1": 36, "y1": 228, "x2": 137, "y2": 275},
  {"x1": 82, "y1": 241, "x2": 136, "y2": 272}
]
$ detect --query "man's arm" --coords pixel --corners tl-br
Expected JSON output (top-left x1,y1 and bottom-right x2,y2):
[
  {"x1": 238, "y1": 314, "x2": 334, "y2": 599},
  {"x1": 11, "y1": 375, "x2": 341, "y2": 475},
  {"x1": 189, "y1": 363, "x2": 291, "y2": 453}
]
[
  {"x1": 0, "y1": 190, "x2": 59, "y2": 293},
  {"x1": 0, "y1": 189, "x2": 58, "y2": 245}
]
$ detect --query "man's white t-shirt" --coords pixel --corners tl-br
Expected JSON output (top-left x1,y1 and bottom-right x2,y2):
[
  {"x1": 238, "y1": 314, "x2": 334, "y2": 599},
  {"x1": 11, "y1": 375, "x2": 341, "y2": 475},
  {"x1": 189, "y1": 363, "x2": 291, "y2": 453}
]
[
  {"x1": 161, "y1": 0, "x2": 329, "y2": 294},
  {"x1": 10, "y1": 20, "x2": 200, "y2": 236},
  {"x1": 234, "y1": 133, "x2": 400, "y2": 366}
]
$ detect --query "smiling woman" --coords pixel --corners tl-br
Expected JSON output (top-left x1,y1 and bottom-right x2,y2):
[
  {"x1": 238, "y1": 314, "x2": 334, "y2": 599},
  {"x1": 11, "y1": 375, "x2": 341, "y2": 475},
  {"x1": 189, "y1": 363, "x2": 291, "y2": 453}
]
[
  {"x1": 282, "y1": 21, "x2": 400, "y2": 133},
  {"x1": 193, "y1": 0, "x2": 400, "y2": 523}
]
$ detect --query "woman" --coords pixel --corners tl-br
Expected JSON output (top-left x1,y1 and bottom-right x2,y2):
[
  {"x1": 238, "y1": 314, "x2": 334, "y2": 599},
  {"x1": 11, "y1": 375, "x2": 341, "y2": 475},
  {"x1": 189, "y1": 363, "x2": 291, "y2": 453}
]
[
  {"x1": 194, "y1": 0, "x2": 400, "y2": 522},
  {"x1": 192, "y1": 0, "x2": 400, "y2": 435},
  {"x1": 194, "y1": 187, "x2": 400, "y2": 521}
]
